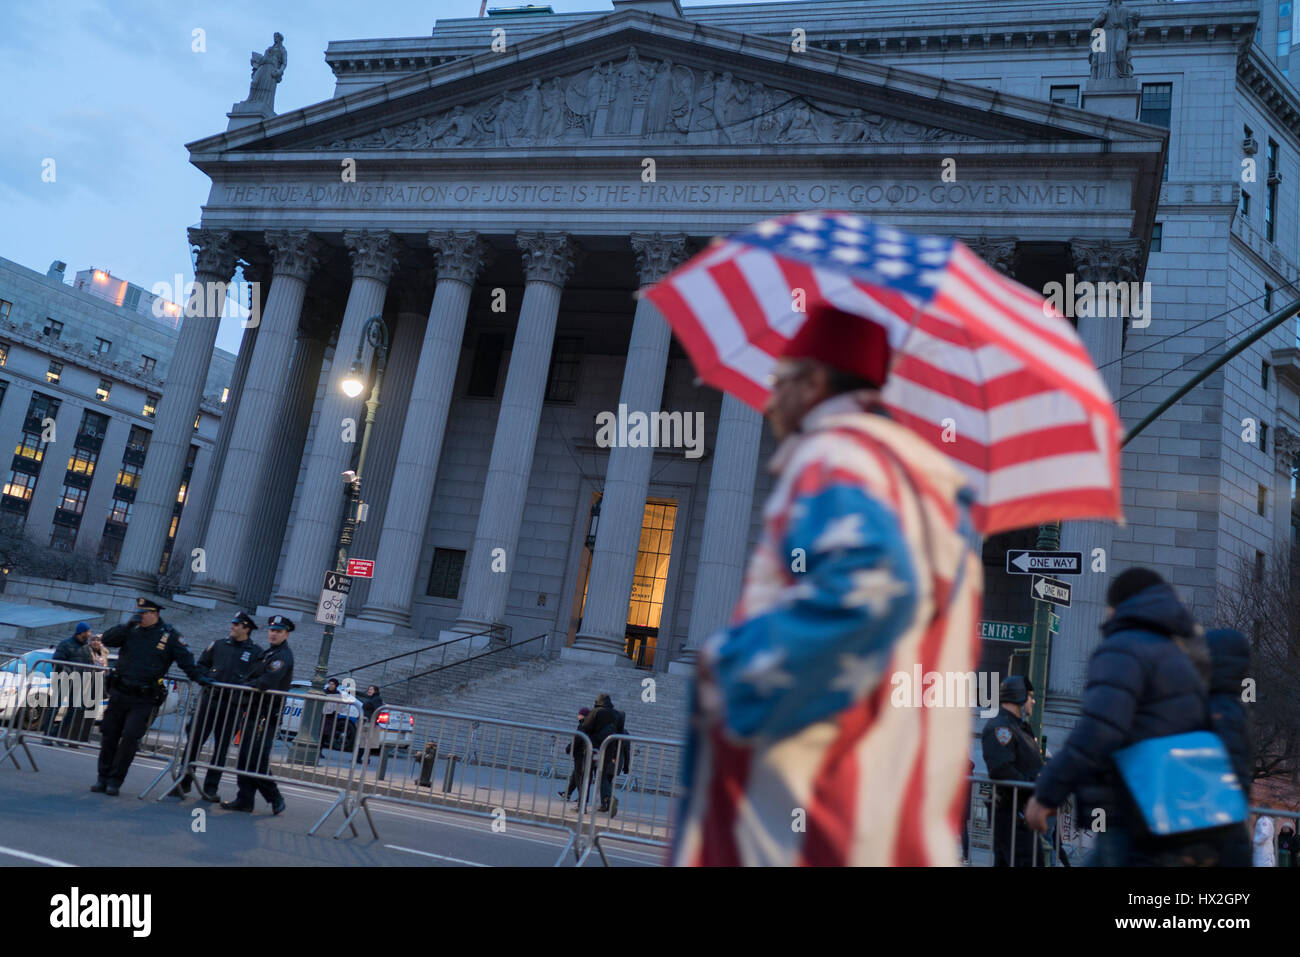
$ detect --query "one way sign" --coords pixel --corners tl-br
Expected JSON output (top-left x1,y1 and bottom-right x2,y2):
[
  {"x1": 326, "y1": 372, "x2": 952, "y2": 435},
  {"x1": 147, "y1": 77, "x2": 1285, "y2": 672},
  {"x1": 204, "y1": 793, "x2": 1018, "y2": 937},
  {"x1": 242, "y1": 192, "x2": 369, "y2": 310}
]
[
  {"x1": 1031, "y1": 575, "x2": 1072, "y2": 608},
  {"x1": 1006, "y1": 550, "x2": 1083, "y2": 576}
]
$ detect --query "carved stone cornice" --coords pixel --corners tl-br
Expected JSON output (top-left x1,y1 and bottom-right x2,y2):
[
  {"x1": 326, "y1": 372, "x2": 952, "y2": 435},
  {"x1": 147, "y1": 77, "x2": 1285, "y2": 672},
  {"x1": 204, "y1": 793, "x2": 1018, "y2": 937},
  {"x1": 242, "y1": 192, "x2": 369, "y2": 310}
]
[
  {"x1": 188, "y1": 228, "x2": 239, "y2": 281},
  {"x1": 1275, "y1": 426, "x2": 1300, "y2": 473},
  {"x1": 963, "y1": 236, "x2": 1019, "y2": 277},
  {"x1": 630, "y1": 232, "x2": 691, "y2": 285},
  {"x1": 343, "y1": 229, "x2": 400, "y2": 283},
  {"x1": 265, "y1": 229, "x2": 322, "y2": 283},
  {"x1": 427, "y1": 230, "x2": 493, "y2": 285},
  {"x1": 517, "y1": 231, "x2": 580, "y2": 286},
  {"x1": 1069, "y1": 237, "x2": 1144, "y2": 284}
]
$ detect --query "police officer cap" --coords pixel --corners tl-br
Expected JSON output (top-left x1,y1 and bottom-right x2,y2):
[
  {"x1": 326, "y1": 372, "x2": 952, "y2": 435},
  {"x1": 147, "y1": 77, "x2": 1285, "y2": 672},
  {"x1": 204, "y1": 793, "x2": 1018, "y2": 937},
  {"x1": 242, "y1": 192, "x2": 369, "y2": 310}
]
[
  {"x1": 1000, "y1": 675, "x2": 1033, "y2": 704},
  {"x1": 267, "y1": 615, "x2": 295, "y2": 632},
  {"x1": 136, "y1": 597, "x2": 163, "y2": 612},
  {"x1": 231, "y1": 612, "x2": 257, "y2": 630}
]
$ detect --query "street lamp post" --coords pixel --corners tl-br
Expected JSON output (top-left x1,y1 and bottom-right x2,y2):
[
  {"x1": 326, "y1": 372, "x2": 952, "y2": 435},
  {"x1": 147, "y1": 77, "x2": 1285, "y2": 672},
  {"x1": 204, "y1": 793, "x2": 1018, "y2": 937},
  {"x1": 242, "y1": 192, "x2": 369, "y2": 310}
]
[{"x1": 287, "y1": 314, "x2": 389, "y2": 764}]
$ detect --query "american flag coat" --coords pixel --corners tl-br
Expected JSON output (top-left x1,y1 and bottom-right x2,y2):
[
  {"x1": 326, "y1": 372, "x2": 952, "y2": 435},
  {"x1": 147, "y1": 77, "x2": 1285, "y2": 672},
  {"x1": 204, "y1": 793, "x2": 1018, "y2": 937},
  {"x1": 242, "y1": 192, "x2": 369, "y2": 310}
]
[{"x1": 672, "y1": 392, "x2": 983, "y2": 866}]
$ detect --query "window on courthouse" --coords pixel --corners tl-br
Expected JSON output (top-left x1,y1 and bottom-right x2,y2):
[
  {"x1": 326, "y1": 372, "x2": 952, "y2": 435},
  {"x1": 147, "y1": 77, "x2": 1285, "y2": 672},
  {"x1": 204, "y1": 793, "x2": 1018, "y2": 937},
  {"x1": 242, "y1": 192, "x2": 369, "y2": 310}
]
[
  {"x1": 1150, "y1": 223, "x2": 1162, "y2": 252},
  {"x1": 1140, "y1": 83, "x2": 1173, "y2": 178},
  {"x1": 426, "y1": 548, "x2": 467, "y2": 599},
  {"x1": 467, "y1": 333, "x2": 505, "y2": 398},
  {"x1": 0, "y1": 300, "x2": 10, "y2": 322},
  {"x1": 3, "y1": 470, "x2": 36, "y2": 500},
  {"x1": 1049, "y1": 85, "x2": 1079, "y2": 107},
  {"x1": 0, "y1": 342, "x2": 8, "y2": 366},
  {"x1": 545, "y1": 338, "x2": 582, "y2": 403},
  {"x1": 45, "y1": 361, "x2": 62, "y2": 384},
  {"x1": 43, "y1": 319, "x2": 63, "y2": 339},
  {"x1": 1241, "y1": 190, "x2": 1252, "y2": 219},
  {"x1": 95, "y1": 337, "x2": 112, "y2": 355},
  {"x1": 143, "y1": 394, "x2": 158, "y2": 418},
  {"x1": 96, "y1": 379, "x2": 111, "y2": 402},
  {"x1": 141, "y1": 355, "x2": 157, "y2": 375}
]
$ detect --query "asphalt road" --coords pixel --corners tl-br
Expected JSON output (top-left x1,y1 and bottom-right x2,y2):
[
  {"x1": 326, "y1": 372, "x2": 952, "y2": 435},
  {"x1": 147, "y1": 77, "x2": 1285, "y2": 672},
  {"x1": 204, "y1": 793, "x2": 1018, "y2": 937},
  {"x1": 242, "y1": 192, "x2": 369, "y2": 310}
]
[{"x1": 0, "y1": 742, "x2": 661, "y2": 868}]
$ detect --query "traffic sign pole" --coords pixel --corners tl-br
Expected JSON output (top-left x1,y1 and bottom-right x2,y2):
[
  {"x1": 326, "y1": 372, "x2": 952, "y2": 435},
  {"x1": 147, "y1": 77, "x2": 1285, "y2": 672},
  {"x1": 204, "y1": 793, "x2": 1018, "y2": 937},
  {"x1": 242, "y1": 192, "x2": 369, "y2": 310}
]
[{"x1": 1026, "y1": 521, "x2": 1059, "y2": 743}]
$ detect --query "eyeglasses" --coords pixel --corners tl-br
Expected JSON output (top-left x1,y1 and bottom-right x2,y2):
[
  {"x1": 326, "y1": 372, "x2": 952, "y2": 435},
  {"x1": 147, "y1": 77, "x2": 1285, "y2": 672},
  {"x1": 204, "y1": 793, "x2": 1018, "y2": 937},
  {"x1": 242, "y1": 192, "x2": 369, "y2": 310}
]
[{"x1": 767, "y1": 367, "x2": 809, "y2": 389}]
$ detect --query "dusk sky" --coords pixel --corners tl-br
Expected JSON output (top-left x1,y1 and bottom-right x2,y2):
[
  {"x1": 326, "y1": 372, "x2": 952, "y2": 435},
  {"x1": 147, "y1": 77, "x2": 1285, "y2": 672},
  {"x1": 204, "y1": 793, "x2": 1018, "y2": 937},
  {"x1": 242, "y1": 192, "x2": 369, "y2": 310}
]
[{"x1": 0, "y1": 0, "x2": 791, "y2": 354}]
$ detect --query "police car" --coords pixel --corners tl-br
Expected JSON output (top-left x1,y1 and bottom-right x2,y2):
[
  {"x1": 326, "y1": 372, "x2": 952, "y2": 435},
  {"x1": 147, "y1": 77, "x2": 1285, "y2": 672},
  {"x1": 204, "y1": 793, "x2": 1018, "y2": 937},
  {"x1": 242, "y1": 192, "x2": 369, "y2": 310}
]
[
  {"x1": 0, "y1": 648, "x2": 181, "y2": 726},
  {"x1": 278, "y1": 679, "x2": 413, "y2": 753}
]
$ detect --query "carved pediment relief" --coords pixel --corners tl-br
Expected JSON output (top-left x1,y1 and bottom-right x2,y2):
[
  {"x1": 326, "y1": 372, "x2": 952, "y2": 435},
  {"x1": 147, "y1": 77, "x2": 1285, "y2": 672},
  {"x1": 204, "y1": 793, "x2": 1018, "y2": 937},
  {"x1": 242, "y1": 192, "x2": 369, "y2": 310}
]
[{"x1": 326, "y1": 48, "x2": 977, "y2": 150}]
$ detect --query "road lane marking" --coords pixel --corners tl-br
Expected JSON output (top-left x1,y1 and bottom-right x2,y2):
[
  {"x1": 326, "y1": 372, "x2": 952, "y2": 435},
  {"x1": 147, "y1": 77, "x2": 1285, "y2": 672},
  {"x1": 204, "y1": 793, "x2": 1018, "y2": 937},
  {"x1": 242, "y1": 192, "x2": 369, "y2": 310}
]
[
  {"x1": 383, "y1": 844, "x2": 489, "y2": 867},
  {"x1": 0, "y1": 844, "x2": 75, "y2": 867}
]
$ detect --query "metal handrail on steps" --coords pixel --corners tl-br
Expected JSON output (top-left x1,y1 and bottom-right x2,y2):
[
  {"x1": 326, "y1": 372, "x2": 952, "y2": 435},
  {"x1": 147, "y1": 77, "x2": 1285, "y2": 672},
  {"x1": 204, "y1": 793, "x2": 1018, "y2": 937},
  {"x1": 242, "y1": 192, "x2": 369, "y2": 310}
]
[
  {"x1": 362, "y1": 631, "x2": 548, "y2": 702},
  {"x1": 329, "y1": 624, "x2": 511, "y2": 688}
]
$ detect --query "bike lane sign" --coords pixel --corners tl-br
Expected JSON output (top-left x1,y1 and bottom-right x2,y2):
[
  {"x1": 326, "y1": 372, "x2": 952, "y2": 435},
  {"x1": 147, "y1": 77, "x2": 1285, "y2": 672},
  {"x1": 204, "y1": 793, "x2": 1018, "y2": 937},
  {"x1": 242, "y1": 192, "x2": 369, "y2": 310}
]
[{"x1": 316, "y1": 571, "x2": 352, "y2": 626}]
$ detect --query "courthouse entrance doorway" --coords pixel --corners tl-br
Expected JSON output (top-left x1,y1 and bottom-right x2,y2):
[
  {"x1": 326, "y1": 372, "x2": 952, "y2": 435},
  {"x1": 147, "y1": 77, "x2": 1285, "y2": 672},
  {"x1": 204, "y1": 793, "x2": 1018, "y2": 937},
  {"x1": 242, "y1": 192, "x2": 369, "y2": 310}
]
[{"x1": 571, "y1": 497, "x2": 678, "y2": 669}]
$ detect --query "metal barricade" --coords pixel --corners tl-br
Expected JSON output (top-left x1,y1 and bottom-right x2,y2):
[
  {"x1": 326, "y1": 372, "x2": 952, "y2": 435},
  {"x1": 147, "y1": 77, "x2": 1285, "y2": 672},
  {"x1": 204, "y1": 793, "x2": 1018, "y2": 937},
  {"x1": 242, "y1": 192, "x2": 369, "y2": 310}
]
[
  {"x1": 0, "y1": 650, "x2": 36, "y2": 770},
  {"x1": 152, "y1": 680, "x2": 361, "y2": 836},
  {"x1": 964, "y1": 774, "x2": 1063, "y2": 867},
  {"x1": 576, "y1": 734, "x2": 681, "y2": 867},
  {"x1": 339, "y1": 705, "x2": 595, "y2": 866}
]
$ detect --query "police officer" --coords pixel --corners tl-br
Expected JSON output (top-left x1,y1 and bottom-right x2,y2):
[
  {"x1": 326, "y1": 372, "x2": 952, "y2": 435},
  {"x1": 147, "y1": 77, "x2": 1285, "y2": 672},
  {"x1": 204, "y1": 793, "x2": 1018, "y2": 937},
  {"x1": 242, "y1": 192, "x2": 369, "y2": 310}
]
[
  {"x1": 178, "y1": 611, "x2": 262, "y2": 801},
  {"x1": 980, "y1": 675, "x2": 1044, "y2": 866},
  {"x1": 223, "y1": 615, "x2": 294, "y2": 814},
  {"x1": 93, "y1": 598, "x2": 207, "y2": 796}
]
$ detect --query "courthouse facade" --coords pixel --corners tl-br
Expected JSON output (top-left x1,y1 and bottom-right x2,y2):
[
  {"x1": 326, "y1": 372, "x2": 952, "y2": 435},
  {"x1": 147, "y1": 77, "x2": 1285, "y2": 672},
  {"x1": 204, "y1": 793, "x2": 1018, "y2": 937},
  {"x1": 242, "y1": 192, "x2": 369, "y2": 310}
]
[{"x1": 107, "y1": 1, "x2": 1300, "y2": 742}]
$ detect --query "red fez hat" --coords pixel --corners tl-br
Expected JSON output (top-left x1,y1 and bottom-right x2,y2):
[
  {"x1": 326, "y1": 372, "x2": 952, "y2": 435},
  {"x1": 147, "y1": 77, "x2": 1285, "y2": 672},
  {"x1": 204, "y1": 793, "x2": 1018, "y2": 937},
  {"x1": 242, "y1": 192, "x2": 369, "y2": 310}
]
[{"x1": 779, "y1": 302, "x2": 892, "y2": 388}]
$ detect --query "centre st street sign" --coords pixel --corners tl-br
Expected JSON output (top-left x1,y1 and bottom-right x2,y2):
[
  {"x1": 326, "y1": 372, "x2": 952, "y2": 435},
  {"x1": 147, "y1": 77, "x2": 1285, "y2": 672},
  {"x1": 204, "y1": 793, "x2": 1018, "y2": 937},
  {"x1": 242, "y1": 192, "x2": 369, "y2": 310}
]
[
  {"x1": 1030, "y1": 575, "x2": 1072, "y2": 608},
  {"x1": 1005, "y1": 550, "x2": 1083, "y2": 575},
  {"x1": 979, "y1": 620, "x2": 1032, "y2": 643},
  {"x1": 316, "y1": 571, "x2": 353, "y2": 626}
]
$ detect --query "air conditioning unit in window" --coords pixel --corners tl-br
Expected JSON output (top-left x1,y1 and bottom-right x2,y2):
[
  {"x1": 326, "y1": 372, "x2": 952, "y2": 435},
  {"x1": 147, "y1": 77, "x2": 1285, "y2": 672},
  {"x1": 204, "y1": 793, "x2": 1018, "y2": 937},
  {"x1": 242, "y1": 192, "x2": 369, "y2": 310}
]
[
  {"x1": 1268, "y1": 171, "x2": 1283, "y2": 186},
  {"x1": 1243, "y1": 136, "x2": 1259, "y2": 155}
]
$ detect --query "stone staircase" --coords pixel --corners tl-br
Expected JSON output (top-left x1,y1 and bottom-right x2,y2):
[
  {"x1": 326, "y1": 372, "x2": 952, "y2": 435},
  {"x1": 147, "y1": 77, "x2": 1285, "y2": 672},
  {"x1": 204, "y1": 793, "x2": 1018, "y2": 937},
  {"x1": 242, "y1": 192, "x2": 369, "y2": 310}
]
[{"x1": 418, "y1": 656, "x2": 690, "y2": 744}]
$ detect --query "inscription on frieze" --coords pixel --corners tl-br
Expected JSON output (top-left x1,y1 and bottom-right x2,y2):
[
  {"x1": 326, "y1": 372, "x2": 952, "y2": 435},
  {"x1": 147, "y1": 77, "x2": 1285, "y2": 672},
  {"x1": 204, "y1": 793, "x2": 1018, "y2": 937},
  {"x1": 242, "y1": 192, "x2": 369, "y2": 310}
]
[{"x1": 220, "y1": 181, "x2": 1111, "y2": 210}]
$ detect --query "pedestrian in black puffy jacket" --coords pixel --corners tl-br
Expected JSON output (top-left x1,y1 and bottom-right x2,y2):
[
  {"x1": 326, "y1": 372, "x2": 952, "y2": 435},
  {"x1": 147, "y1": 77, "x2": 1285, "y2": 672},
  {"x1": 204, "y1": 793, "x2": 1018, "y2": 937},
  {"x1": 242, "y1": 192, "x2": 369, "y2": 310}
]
[
  {"x1": 1204, "y1": 627, "x2": 1254, "y2": 866},
  {"x1": 580, "y1": 693, "x2": 629, "y2": 813},
  {"x1": 1025, "y1": 568, "x2": 1212, "y2": 865}
]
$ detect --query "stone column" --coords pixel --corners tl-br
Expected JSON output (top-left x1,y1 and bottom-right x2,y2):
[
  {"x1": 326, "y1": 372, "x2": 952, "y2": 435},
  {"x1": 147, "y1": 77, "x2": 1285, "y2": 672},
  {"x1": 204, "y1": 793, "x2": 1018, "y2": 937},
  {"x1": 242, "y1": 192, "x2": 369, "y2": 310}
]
[
  {"x1": 177, "y1": 262, "x2": 267, "y2": 591},
  {"x1": 1052, "y1": 237, "x2": 1143, "y2": 698},
  {"x1": 571, "y1": 233, "x2": 689, "y2": 661},
  {"x1": 668, "y1": 394, "x2": 764, "y2": 674},
  {"x1": 270, "y1": 229, "x2": 399, "y2": 611},
  {"x1": 451, "y1": 231, "x2": 579, "y2": 637},
  {"x1": 190, "y1": 231, "x2": 320, "y2": 602},
  {"x1": 111, "y1": 228, "x2": 238, "y2": 589},
  {"x1": 241, "y1": 324, "x2": 328, "y2": 608},
  {"x1": 360, "y1": 231, "x2": 491, "y2": 629}
]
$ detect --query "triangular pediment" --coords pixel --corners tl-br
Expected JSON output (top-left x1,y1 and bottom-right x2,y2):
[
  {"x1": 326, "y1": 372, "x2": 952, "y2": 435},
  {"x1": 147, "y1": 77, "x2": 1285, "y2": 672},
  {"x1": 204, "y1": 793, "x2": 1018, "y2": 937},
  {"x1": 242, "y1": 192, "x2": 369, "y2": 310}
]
[{"x1": 188, "y1": 10, "x2": 1163, "y2": 163}]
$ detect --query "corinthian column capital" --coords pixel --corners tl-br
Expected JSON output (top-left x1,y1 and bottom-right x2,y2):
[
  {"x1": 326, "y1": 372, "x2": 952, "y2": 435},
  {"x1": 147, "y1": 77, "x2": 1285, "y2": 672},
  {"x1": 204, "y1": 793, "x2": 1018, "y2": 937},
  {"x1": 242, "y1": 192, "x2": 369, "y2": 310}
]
[
  {"x1": 343, "y1": 229, "x2": 400, "y2": 283},
  {"x1": 516, "y1": 231, "x2": 581, "y2": 286},
  {"x1": 188, "y1": 228, "x2": 239, "y2": 280},
  {"x1": 1069, "y1": 237, "x2": 1145, "y2": 284},
  {"x1": 963, "y1": 235, "x2": 1020, "y2": 276},
  {"x1": 265, "y1": 229, "x2": 322, "y2": 283},
  {"x1": 630, "y1": 232, "x2": 692, "y2": 285},
  {"x1": 428, "y1": 230, "x2": 493, "y2": 285}
]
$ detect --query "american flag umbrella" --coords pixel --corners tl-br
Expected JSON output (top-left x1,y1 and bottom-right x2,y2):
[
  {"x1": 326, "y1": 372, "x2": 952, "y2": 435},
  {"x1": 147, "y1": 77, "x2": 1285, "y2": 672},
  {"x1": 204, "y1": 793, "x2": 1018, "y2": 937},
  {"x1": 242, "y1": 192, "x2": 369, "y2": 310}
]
[{"x1": 645, "y1": 211, "x2": 1122, "y2": 535}]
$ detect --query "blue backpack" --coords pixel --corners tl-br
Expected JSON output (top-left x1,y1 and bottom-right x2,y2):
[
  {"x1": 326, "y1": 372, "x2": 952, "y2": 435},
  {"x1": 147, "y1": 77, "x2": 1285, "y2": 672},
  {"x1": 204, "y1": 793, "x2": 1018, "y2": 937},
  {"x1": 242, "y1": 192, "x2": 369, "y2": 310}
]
[{"x1": 1112, "y1": 731, "x2": 1247, "y2": 837}]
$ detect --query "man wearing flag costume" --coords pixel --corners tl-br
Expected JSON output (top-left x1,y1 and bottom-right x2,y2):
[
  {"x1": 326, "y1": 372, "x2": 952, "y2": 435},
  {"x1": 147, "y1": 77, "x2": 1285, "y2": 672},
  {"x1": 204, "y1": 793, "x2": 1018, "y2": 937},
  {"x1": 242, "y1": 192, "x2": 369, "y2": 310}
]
[{"x1": 672, "y1": 302, "x2": 983, "y2": 866}]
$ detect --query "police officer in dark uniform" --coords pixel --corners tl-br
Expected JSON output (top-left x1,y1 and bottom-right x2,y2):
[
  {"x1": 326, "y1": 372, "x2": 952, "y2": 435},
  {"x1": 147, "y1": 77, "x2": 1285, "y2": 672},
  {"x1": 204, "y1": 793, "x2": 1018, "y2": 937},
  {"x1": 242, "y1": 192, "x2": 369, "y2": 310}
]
[
  {"x1": 177, "y1": 611, "x2": 262, "y2": 801},
  {"x1": 223, "y1": 615, "x2": 294, "y2": 814},
  {"x1": 980, "y1": 675, "x2": 1044, "y2": 866},
  {"x1": 93, "y1": 598, "x2": 207, "y2": 796}
]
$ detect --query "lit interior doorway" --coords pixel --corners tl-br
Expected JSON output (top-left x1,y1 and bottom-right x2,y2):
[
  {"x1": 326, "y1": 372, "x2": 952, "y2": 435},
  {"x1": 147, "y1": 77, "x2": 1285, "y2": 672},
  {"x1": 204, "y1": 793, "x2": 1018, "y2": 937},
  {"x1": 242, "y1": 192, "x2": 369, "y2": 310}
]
[{"x1": 572, "y1": 496, "x2": 678, "y2": 670}]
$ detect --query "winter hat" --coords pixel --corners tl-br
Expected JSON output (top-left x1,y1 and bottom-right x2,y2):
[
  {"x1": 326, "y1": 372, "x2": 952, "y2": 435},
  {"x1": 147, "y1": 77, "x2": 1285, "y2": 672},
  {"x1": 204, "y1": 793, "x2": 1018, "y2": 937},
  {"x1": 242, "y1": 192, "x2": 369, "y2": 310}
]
[
  {"x1": 74, "y1": 622, "x2": 91, "y2": 635},
  {"x1": 779, "y1": 301, "x2": 892, "y2": 388},
  {"x1": 1106, "y1": 567, "x2": 1165, "y2": 608},
  {"x1": 578, "y1": 707, "x2": 591, "y2": 716},
  {"x1": 999, "y1": 675, "x2": 1033, "y2": 705}
]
